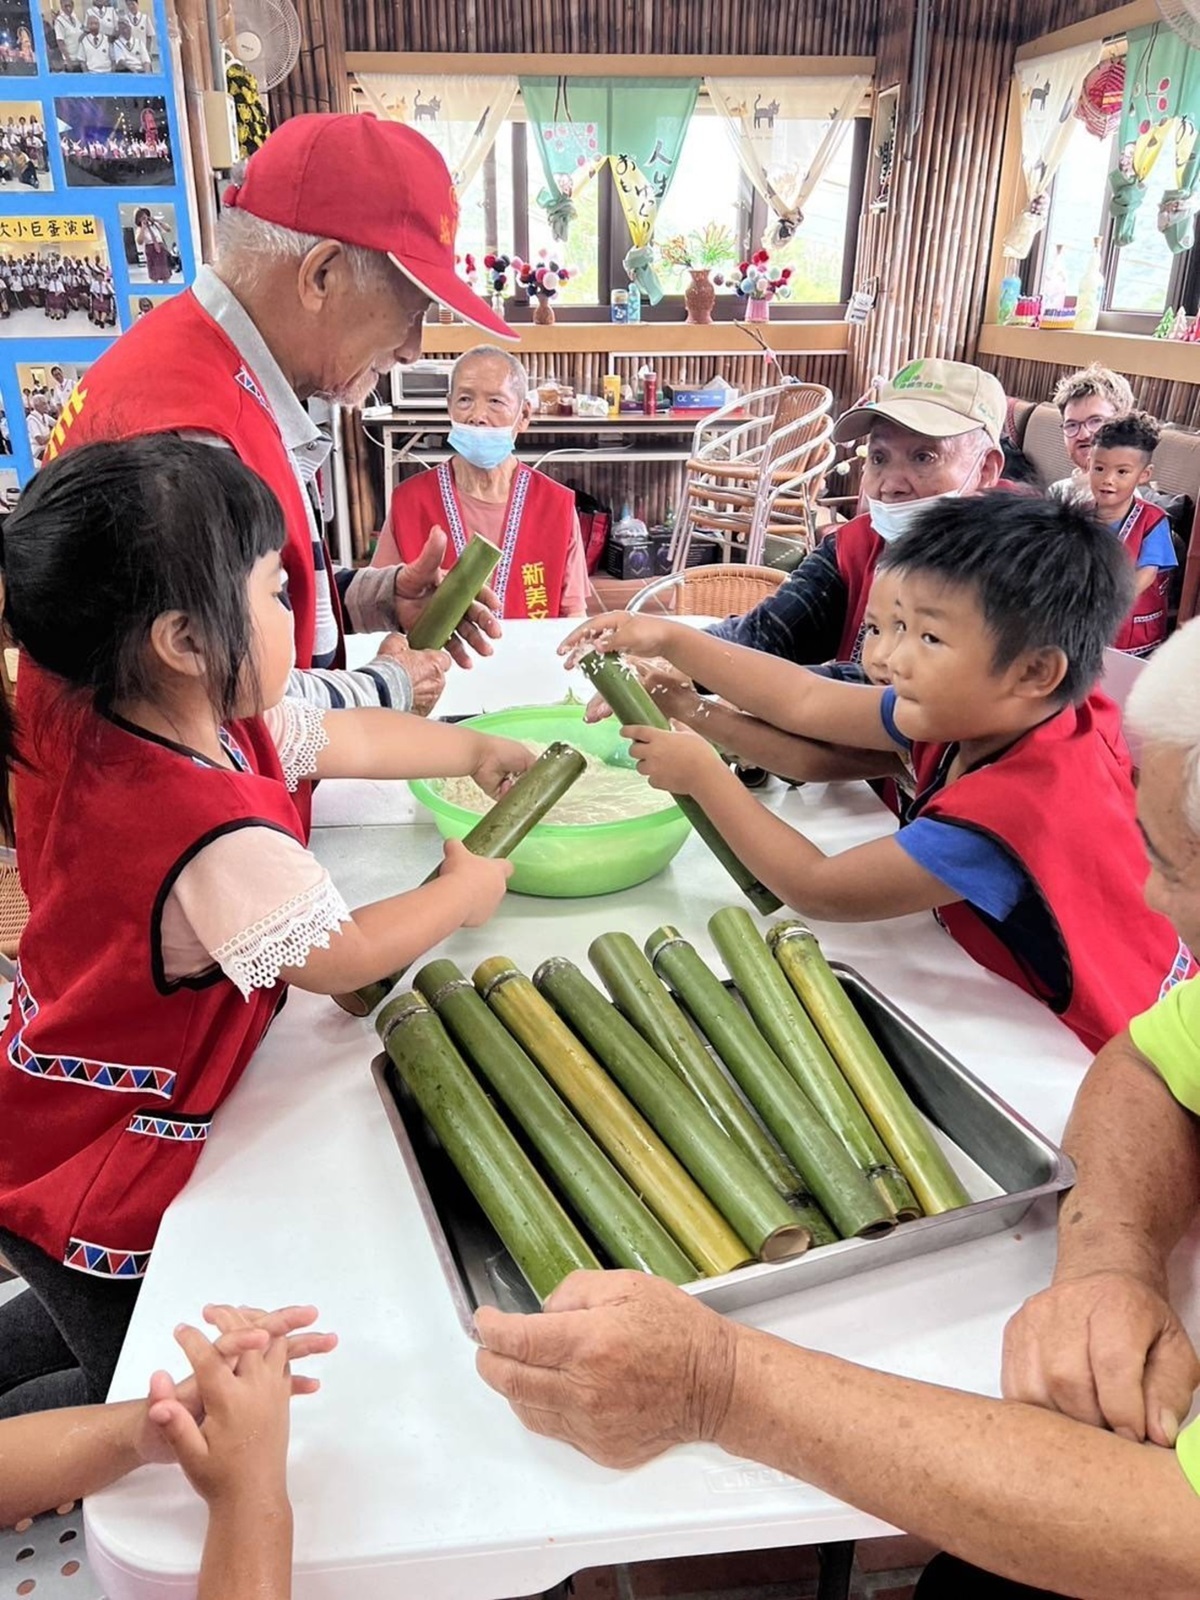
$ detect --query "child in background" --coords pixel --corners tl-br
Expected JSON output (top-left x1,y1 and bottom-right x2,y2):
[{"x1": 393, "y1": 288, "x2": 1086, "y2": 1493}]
[
  {"x1": 0, "y1": 436, "x2": 532, "y2": 1418},
  {"x1": 562, "y1": 491, "x2": 1194, "y2": 1053},
  {"x1": 1, "y1": 1301, "x2": 335, "y2": 1600},
  {"x1": 1088, "y1": 412, "x2": 1176, "y2": 656}
]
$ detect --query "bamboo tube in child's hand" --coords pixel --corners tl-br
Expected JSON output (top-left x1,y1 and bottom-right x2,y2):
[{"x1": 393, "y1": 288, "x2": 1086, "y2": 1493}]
[
  {"x1": 578, "y1": 650, "x2": 782, "y2": 915},
  {"x1": 405, "y1": 533, "x2": 501, "y2": 652},
  {"x1": 332, "y1": 742, "x2": 587, "y2": 1017}
]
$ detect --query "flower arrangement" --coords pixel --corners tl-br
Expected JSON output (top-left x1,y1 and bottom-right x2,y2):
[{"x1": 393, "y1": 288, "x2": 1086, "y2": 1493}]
[
  {"x1": 482, "y1": 249, "x2": 574, "y2": 301},
  {"x1": 736, "y1": 249, "x2": 793, "y2": 303},
  {"x1": 658, "y1": 222, "x2": 737, "y2": 278}
]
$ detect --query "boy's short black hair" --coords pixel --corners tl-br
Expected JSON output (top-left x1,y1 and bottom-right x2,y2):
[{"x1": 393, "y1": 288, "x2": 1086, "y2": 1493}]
[
  {"x1": 878, "y1": 489, "x2": 1134, "y2": 704},
  {"x1": 1092, "y1": 410, "x2": 1161, "y2": 459}
]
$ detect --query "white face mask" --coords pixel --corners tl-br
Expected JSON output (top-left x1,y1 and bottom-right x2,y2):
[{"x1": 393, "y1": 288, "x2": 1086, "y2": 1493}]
[{"x1": 866, "y1": 448, "x2": 986, "y2": 543}]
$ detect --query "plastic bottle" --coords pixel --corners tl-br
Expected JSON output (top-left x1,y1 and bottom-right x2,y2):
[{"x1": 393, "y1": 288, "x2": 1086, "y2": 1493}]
[
  {"x1": 1043, "y1": 243, "x2": 1069, "y2": 310},
  {"x1": 1074, "y1": 237, "x2": 1104, "y2": 333},
  {"x1": 610, "y1": 502, "x2": 651, "y2": 579},
  {"x1": 997, "y1": 275, "x2": 1021, "y2": 325},
  {"x1": 626, "y1": 281, "x2": 642, "y2": 324}
]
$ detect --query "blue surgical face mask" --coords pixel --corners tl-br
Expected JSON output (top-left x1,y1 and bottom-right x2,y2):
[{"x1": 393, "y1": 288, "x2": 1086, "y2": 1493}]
[{"x1": 448, "y1": 421, "x2": 515, "y2": 471}]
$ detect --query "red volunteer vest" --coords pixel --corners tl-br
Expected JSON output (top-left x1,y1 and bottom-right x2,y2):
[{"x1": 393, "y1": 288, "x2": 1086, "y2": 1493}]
[
  {"x1": 1112, "y1": 499, "x2": 1171, "y2": 657},
  {"x1": 0, "y1": 667, "x2": 304, "y2": 1277},
  {"x1": 390, "y1": 461, "x2": 574, "y2": 619},
  {"x1": 907, "y1": 692, "x2": 1195, "y2": 1053},
  {"x1": 831, "y1": 513, "x2": 885, "y2": 662},
  {"x1": 42, "y1": 289, "x2": 337, "y2": 677}
]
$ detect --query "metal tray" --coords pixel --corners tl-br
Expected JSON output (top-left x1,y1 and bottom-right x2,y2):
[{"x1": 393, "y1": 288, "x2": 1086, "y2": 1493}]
[{"x1": 371, "y1": 965, "x2": 1074, "y2": 1334}]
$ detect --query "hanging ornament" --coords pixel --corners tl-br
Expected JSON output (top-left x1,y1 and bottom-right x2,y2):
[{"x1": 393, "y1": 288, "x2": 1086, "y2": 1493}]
[{"x1": 1075, "y1": 58, "x2": 1125, "y2": 141}]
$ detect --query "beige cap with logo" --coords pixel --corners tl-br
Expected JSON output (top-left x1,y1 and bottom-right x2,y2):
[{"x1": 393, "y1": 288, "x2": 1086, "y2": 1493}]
[{"x1": 833, "y1": 358, "x2": 1006, "y2": 446}]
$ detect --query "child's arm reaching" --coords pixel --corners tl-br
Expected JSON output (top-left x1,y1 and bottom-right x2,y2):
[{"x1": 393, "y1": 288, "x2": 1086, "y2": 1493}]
[
  {"x1": 625, "y1": 723, "x2": 958, "y2": 921},
  {"x1": 299, "y1": 708, "x2": 535, "y2": 796},
  {"x1": 560, "y1": 612, "x2": 894, "y2": 751}
]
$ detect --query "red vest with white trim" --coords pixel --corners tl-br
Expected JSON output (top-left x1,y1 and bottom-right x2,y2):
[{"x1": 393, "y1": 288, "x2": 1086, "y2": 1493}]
[
  {"x1": 1111, "y1": 499, "x2": 1171, "y2": 657},
  {"x1": 831, "y1": 512, "x2": 885, "y2": 663},
  {"x1": 0, "y1": 670, "x2": 304, "y2": 1278},
  {"x1": 389, "y1": 461, "x2": 574, "y2": 619},
  {"x1": 907, "y1": 691, "x2": 1195, "y2": 1053},
  {"x1": 42, "y1": 289, "x2": 335, "y2": 676}
]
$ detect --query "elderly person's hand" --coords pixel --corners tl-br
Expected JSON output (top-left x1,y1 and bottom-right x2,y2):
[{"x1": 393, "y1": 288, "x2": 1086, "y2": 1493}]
[
  {"x1": 1001, "y1": 1270, "x2": 1200, "y2": 1447},
  {"x1": 394, "y1": 524, "x2": 502, "y2": 670},
  {"x1": 475, "y1": 1270, "x2": 737, "y2": 1468},
  {"x1": 372, "y1": 635, "x2": 451, "y2": 717}
]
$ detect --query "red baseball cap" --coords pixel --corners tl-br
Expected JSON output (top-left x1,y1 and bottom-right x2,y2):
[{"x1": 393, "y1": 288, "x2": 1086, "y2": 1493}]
[{"x1": 222, "y1": 113, "x2": 514, "y2": 341}]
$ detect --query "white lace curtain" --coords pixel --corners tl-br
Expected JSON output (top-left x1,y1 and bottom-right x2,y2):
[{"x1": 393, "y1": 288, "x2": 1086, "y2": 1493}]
[
  {"x1": 705, "y1": 75, "x2": 870, "y2": 248},
  {"x1": 1001, "y1": 43, "x2": 1102, "y2": 259},
  {"x1": 353, "y1": 73, "x2": 518, "y2": 190}
]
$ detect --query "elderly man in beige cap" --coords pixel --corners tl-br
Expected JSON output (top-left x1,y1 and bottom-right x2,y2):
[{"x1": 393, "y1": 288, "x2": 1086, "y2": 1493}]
[{"x1": 706, "y1": 357, "x2": 1007, "y2": 671}]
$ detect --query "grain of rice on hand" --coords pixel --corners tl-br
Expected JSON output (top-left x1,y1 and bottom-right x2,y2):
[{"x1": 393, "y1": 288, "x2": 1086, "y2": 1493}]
[{"x1": 436, "y1": 742, "x2": 674, "y2": 825}]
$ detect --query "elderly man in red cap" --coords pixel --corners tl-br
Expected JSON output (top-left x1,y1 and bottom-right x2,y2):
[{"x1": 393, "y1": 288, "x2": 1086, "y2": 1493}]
[{"x1": 44, "y1": 113, "x2": 512, "y2": 724}]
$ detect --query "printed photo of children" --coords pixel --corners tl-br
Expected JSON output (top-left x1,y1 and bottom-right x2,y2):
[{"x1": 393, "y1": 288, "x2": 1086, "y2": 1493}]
[
  {"x1": 119, "y1": 199, "x2": 180, "y2": 282},
  {"x1": 56, "y1": 93, "x2": 171, "y2": 184},
  {"x1": 0, "y1": 0, "x2": 38, "y2": 74},
  {"x1": 0, "y1": 216, "x2": 115, "y2": 335},
  {"x1": 18, "y1": 359, "x2": 87, "y2": 465},
  {"x1": 0, "y1": 103, "x2": 52, "y2": 191},
  {"x1": 127, "y1": 288, "x2": 173, "y2": 319},
  {"x1": 40, "y1": 0, "x2": 158, "y2": 72},
  {"x1": 0, "y1": 469, "x2": 19, "y2": 512},
  {"x1": 0, "y1": 396, "x2": 12, "y2": 457}
]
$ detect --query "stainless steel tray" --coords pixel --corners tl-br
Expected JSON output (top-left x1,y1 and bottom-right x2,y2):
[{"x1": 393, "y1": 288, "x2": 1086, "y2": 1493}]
[{"x1": 371, "y1": 965, "x2": 1073, "y2": 1335}]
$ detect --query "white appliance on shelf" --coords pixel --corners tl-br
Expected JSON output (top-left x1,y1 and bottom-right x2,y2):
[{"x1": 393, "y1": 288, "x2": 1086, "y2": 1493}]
[{"x1": 389, "y1": 360, "x2": 455, "y2": 408}]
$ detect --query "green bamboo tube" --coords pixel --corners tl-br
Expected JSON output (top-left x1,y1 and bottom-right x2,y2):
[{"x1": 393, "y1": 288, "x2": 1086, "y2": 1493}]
[
  {"x1": 376, "y1": 993, "x2": 599, "y2": 1303},
  {"x1": 406, "y1": 533, "x2": 502, "y2": 651},
  {"x1": 534, "y1": 957, "x2": 809, "y2": 1263},
  {"x1": 769, "y1": 923, "x2": 971, "y2": 1216},
  {"x1": 578, "y1": 651, "x2": 781, "y2": 915},
  {"x1": 474, "y1": 957, "x2": 751, "y2": 1278},
  {"x1": 414, "y1": 959, "x2": 695, "y2": 1283},
  {"x1": 334, "y1": 742, "x2": 587, "y2": 1017},
  {"x1": 709, "y1": 908, "x2": 921, "y2": 1222},
  {"x1": 588, "y1": 930, "x2": 803, "y2": 1200},
  {"x1": 790, "y1": 1197, "x2": 839, "y2": 1249},
  {"x1": 646, "y1": 926, "x2": 893, "y2": 1240}
]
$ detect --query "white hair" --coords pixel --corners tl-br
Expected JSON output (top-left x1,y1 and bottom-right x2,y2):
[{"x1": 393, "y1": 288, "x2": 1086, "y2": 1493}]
[
  {"x1": 214, "y1": 206, "x2": 396, "y2": 294},
  {"x1": 1125, "y1": 620, "x2": 1200, "y2": 833},
  {"x1": 451, "y1": 344, "x2": 529, "y2": 406}
]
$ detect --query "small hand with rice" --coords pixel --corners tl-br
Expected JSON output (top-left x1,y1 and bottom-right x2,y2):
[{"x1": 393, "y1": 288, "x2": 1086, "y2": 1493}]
[{"x1": 623, "y1": 720, "x2": 723, "y2": 796}]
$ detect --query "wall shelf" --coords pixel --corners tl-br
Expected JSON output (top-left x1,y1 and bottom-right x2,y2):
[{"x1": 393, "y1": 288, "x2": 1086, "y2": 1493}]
[
  {"x1": 978, "y1": 323, "x2": 1200, "y2": 385},
  {"x1": 419, "y1": 321, "x2": 851, "y2": 357}
]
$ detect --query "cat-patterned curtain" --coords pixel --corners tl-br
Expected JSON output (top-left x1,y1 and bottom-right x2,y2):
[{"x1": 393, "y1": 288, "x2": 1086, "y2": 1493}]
[{"x1": 352, "y1": 73, "x2": 518, "y2": 192}]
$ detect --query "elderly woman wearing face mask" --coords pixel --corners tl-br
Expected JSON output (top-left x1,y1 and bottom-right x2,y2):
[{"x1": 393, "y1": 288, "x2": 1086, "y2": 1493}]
[{"x1": 374, "y1": 346, "x2": 589, "y2": 620}]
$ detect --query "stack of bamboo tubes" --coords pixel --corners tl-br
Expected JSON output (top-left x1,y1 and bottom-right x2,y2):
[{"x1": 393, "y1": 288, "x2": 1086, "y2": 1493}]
[{"x1": 377, "y1": 909, "x2": 971, "y2": 1305}]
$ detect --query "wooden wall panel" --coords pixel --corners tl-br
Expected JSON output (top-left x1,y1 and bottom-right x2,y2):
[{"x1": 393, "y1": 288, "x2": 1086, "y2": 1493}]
[{"x1": 982, "y1": 355, "x2": 1200, "y2": 431}]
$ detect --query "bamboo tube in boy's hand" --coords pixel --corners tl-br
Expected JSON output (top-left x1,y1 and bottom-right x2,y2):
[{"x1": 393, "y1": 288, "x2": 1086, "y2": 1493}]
[
  {"x1": 413, "y1": 958, "x2": 696, "y2": 1284},
  {"x1": 769, "y1": 922, "x2": 971, "y2": 1216},
  {"x1": 406, "y1": 533, "x2": 502, "y2": 652},
  {"x1": 709, "y1": 907, "x2": 921, "y2": 1221},
  {"x1": 645, "y1": 925, "x2": 891, "y2": 1241},
  {"x1": 578, "y1": 650, "x2": 782, "y2": 915},
  {"x1": 333, "y1": 742, "x2": 587, "y2": 1017},
  {"x1": 533, "y1": 956, "x2": 810, "y2": 1263},
  {"x1": 474, "y1": 957, "x2": 752, "y2": 1278},
  {"x1": 376, "y1": 992, "x2": 599, "y2": 1303},
  {"x1": 588, "y1": 929, "x2": 804, "y2": 1201}
]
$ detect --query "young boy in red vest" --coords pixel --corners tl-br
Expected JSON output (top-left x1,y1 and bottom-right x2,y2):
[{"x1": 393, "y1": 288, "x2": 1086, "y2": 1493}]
[
  {"x1": 1088, "y1": 412, "x2": 1176, "y2": 656},
  {"x1": 562, "y1": 490, "x2": 1194, "y2": 1053}
]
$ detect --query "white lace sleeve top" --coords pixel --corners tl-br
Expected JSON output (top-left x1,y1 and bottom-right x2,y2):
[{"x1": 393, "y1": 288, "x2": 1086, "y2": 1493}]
[{"x1": 157, "y1": 700, "x2": 353, "y2": 997}]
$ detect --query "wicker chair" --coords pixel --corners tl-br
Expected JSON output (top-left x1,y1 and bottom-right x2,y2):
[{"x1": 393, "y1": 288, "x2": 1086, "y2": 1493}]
[
  {"x1": 669, "y1": 382, "x2": 835, "y2": 571},
  {"x1": 626, "y1": 564, "x2": 784, "y2": 617}
]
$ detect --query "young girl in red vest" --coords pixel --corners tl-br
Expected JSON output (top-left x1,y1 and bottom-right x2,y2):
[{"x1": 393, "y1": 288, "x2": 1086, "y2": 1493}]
[
  {"x1": 0, "y1": 436, "x2": 532, "y2": 1418},
  {"x1": 563, "y1": 490, "x2": 1195, "y2": 1055},
  {"x1": 1087, "y1": 412, "x2": 1176, "y2": 657}
]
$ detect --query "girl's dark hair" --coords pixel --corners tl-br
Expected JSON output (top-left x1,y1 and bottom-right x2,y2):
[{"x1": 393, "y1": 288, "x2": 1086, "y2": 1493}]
[
  {"x1": 879, "y1": 488, "x2": 1134, "y2": 705},
  {"x1": 134, "y1": 206, "x2": 151, "y2": 225},
  {"x1": 0, "y1": 436, "x2": 286, "y2": 836}
]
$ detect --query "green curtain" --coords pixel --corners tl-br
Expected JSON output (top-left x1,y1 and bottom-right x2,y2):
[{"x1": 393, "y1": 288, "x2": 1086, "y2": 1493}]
[
  {"x1": 520, "y1": 76, "x2": 699, "y2": 300},
  {"x1": 1109, "y1": 24, "x2": 1200, "y2": 252}
]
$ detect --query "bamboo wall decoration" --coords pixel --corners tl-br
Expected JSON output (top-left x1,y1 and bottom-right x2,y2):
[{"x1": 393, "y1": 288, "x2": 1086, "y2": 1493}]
[{"x1": 982, "y1": 357, "x2": 1200, "y2": 433}]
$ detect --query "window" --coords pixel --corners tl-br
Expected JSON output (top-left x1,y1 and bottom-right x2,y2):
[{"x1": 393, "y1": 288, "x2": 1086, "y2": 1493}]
[
  {"x1": 1033, "y1": 113, "x2": 1196, "y2": 331},
  {"x1": 353, "y1": 81, "x2": 865, "y2": 319}
]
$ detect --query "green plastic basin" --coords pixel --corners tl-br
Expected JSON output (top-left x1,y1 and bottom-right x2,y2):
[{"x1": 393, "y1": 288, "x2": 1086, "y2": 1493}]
[{"x1": 409, "y1": 704, "x2": 692, "y2": 898}]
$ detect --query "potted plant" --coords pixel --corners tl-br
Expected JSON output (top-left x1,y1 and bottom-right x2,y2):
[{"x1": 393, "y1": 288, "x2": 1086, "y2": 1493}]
[{"x1": 659, "y1": 223, "x2": 737, "y2": 325}]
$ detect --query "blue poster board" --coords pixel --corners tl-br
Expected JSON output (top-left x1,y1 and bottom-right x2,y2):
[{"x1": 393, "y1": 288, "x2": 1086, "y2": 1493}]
[{"x1": 0, "y1": 0, "x2": 195, "y2": 499}]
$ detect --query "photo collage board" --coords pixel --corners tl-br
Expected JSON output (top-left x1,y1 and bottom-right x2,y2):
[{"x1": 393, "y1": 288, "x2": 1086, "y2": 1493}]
[{"x1": 0, "y1": 0, "x2": 195, "y2": 492}]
